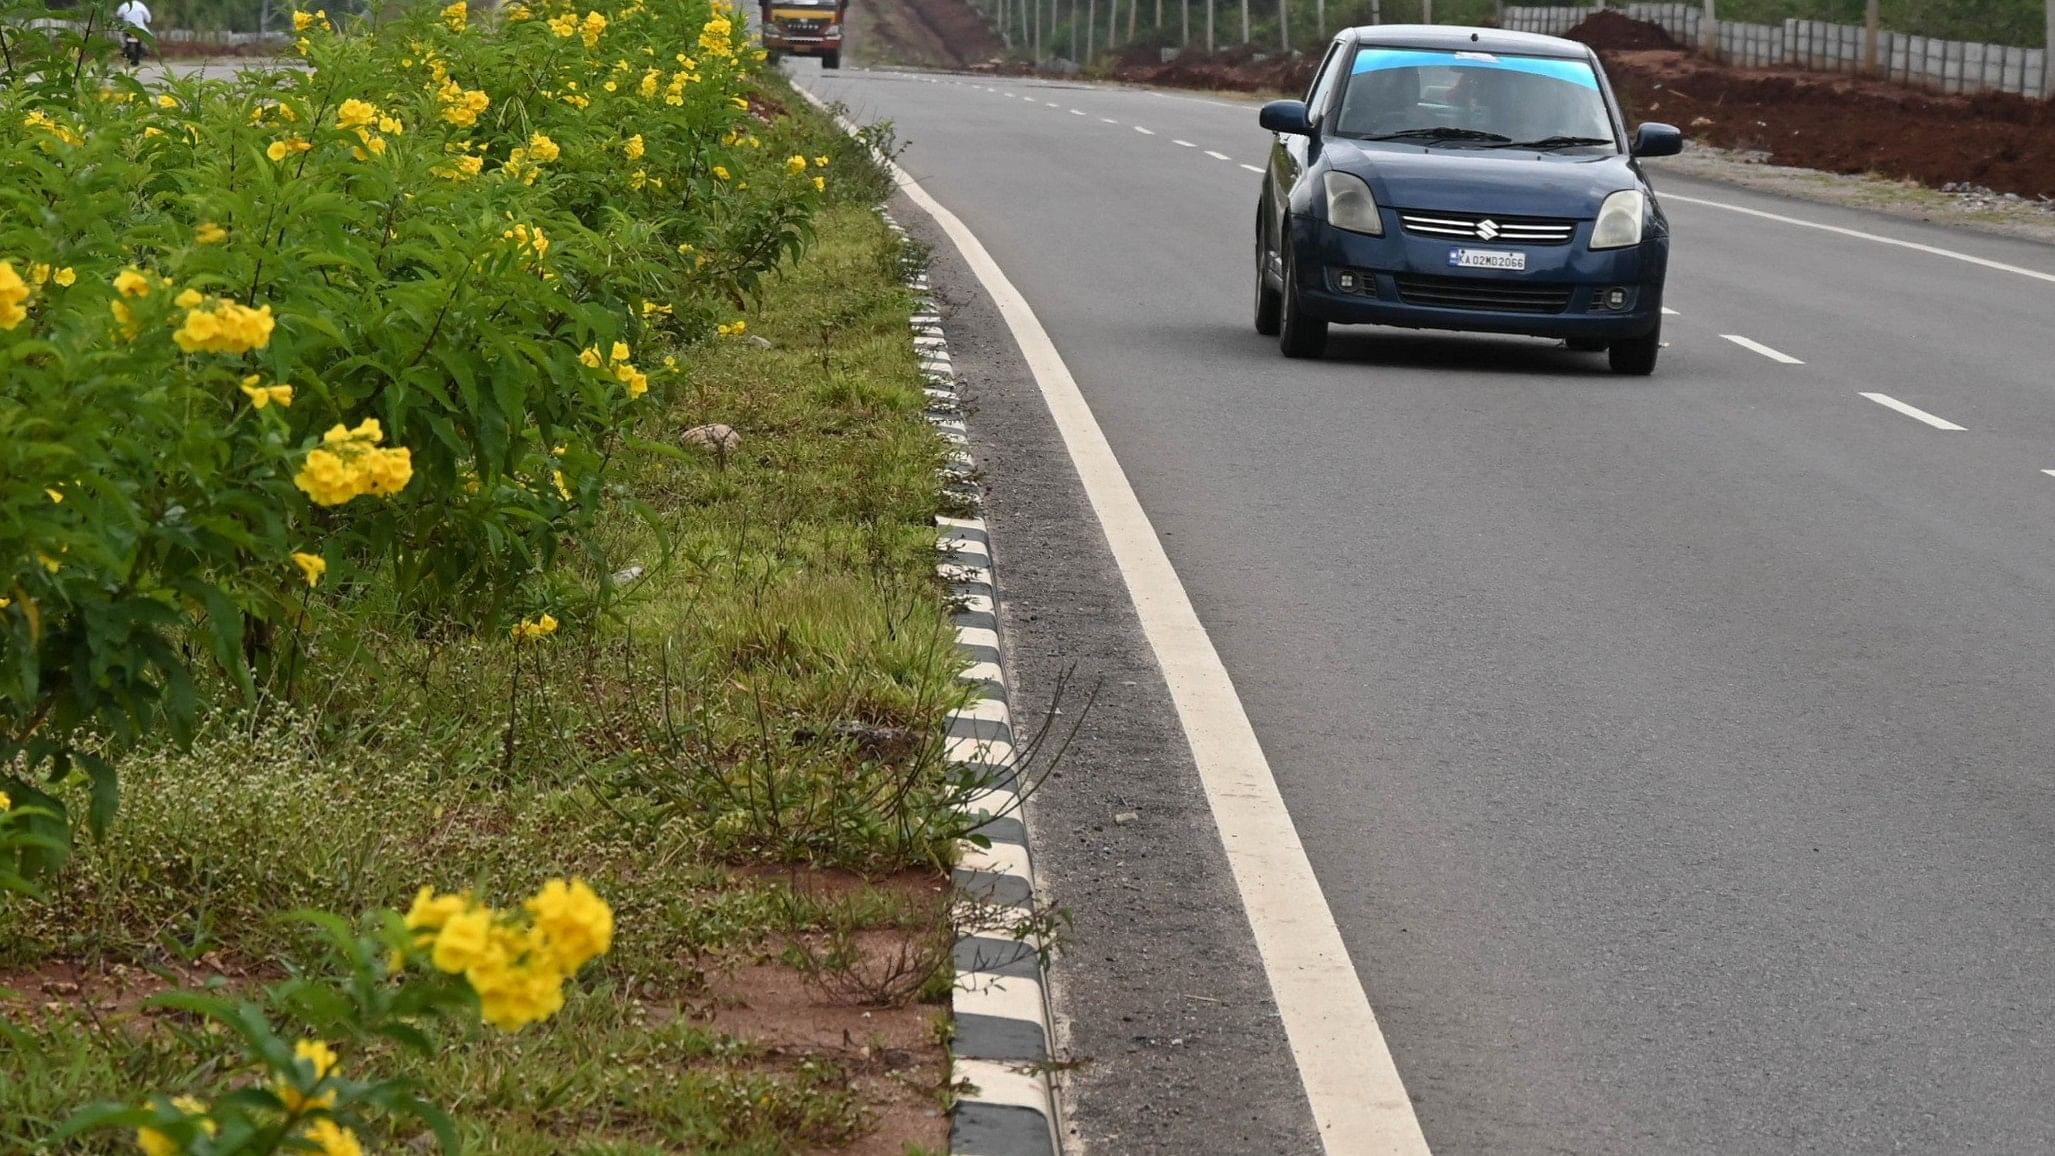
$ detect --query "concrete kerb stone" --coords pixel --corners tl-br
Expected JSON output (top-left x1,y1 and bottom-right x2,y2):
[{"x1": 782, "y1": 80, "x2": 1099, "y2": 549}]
[{"x1": 880, "y1": 203, "x2": 1063, "y2": 1156}]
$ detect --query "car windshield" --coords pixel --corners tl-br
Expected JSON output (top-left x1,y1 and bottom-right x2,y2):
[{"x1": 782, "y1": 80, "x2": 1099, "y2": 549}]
[{"x1": 1331, "y1": 47, "x2": 1616, "y2": 149}]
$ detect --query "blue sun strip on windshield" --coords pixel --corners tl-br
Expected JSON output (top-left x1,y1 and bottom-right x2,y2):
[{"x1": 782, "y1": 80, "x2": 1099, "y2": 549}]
[{"x1": 1350, "y1": 47, "x2": 1599, "y2": 88}]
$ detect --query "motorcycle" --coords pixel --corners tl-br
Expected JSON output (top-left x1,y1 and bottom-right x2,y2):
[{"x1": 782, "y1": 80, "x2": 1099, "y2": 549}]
[{"x1": 121, "y1": 31, "x2": 144, "y2": 67}]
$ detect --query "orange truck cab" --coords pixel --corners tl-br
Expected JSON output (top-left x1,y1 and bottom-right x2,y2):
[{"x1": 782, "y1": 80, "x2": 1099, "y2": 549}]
[{"x1": 760, "y1": 0, "x2": 845, "y2": 68}]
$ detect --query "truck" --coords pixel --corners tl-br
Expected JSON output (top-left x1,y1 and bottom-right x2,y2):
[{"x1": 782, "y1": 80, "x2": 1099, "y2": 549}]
[{"x1": 758, "y1": 0, "x2": 845, "y2": 69}]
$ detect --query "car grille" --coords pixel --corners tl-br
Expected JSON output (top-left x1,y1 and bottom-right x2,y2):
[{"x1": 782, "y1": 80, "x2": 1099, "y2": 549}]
[
  {"x1": 778, "y1": 18, "x2": 827, "y2": 31},
  {"x1": 1398, "y1": 211, "x2": 1577, "y2": 245},
  {"x1": 1393, "y1": 274, "x2": 1574, "y2": 314}
]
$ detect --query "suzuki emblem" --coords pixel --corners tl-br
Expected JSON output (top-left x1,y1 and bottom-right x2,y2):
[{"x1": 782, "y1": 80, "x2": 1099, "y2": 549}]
[{"x1": 1476, "y1": 218, "x2": 1501, "y2": 241}]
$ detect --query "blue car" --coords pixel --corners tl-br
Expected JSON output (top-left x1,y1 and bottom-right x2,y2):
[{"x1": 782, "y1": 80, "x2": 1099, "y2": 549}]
[{"x1": 1254, "y1": 25, "x2": 1682, "y2": 373}]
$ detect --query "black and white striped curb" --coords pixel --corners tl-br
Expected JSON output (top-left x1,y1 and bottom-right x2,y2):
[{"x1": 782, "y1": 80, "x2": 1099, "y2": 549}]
[{"x1": 882, "y1": 212, "x2": 1062, "y2": 1156}]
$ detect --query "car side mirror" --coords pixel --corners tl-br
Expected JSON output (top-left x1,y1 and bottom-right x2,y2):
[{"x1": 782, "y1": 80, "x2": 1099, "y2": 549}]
[
  {"x1": 1260, "y1": 99, "x2": 1313, "y2": 137},
  {"x1": 1630, "y1": 122, "x2": 1683, "y2": 158}
]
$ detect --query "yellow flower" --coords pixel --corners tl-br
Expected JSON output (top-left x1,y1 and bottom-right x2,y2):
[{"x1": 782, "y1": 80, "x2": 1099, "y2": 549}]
[
  {"x1": 405, "y1": 886, "x2": 470, "y2": 936},
  {"x1": 303, "y1": 1120, "x2": 363, "y2": 1156},
  {"x1": 717, "y1": 319, "x2": 747, "y2": 337},
  {"x1": 526, "y1": 878, "x2": 614, "y2": 972},
  {"x1": 378, "y1": 114, "x2": 403, "y2": 135},
  {"x1": 435, "y1": 152, "x2": 484, "y2": 180},
  {"x1": 240, "y1": 377, "x2": 294, "y2": 408},
  {"x1": 335, "y1": 98, "x2": 378, "y2": 130},
  {"x1": 641, "y1": 301, "x2": 671, "y2": 317},
  {"x1": 173, "y1": 289, "x2": 204, "y2": 309},
  {"x1": 431, "y1": 907, "x2": 495, "y2": 972},
  {"x1": 113, "y1": 268, "x2": 152, "y2": 298},
  {"x1": 547, "y1": 12, "x2": 576, "y2": 35},
  {"x1": 29, "y1": 263, "x2": 49, "y2": 285},
  {"x1": 441, "y1": 0, "x2": 466, "y2": 31},
  {"x1": 580, "y1": 9, "x2": 607, "y2": 47},
  {"x1": 155, "y1": 93, "x2": 179, "y2": 109},
  {"x1": 0, "y1": 262, "x2": 28, "y2": 330},
  {"x1": 46, "y1": 488, "x2": 62, "y2": 503},
  {"x1": 292, "y1": 552, "x2": 326, "y2": 587},
  {"x1": 712, "y1": 165, "x2": 729, "y2": 182},
  {"x1": 267, "y1": 135, "x2": 310, "y2": 162},
  {"x1": 275, "y1": 1039, "x2": 340, "y2": 1112},
  {"x1": 578, "y1": 346, "x2": 603, "y2": 368},
  {"x1": 623, "y1": 133, "x2": 644, "y2": 160},
  {"x1": 110, "y1": 299, "x2": 138, "y2": 339},
  {"x1": 136, "y1": 1128, "x2": 177, "y2": 1156},
  {"x1": 614, "y1": 362, "x2": 648, "y2": 397},
  {"x1": 174, "y1": 298, "x2": 276, "y2": 354},
  {"x1": 512, "y1": 613, "x2": 559, "y2": 641},
  {"x1": 813, "y1": 175, "x2": 825, "y2": 193},
  {"x1": 814, "y1": 154, "x2": 830, "y2": 167},
  {"x1": 526, "y1": 133, "x2": 559, "y2": 163},
  {"x1": 552, "y1": 469, "x2": 571, "y2": 499},
  {"x1": 294, "y1": 421, "x2": 412, "y2": 505},
  {"x1": 292, "y1": 8, "x2": 316, "y2": 29},
  {"x1": 195, "y1": 222, "x2": 227, "y2": 244},
  {"x1": 0, "y1": 790, "x2": 10, "y2": 811},
  {"x1": 786, "y1": 154, "x2": 807, "y2": 176},
  {"x1": 609, "y1": 341, "x2": 630, "y2": 363},
  {"x1": 53, "y1": 267, "x2": 75, "y2": 286}
]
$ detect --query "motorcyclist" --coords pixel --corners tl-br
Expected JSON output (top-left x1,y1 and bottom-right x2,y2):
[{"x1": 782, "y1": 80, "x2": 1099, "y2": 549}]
[{"x1": 114, "y1": 0, "x2": 151, "y2": 67}]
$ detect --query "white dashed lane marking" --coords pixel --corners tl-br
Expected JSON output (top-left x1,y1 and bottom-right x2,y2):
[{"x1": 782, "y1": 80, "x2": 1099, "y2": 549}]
[
  {"x1": 1861, "y1": 393, "x2": 1966, "y2": 430},
  {"x1": 1134, "y1": 125, "x2": 1155, "y2": 135},
  {"x1": 1173, "y1": 139, "x2": 1196, "y2": 147},
  {"x1": 1661, "y1": 306, "x2": 1679, "y2": 315},
  {"x1": 1205, "y1": 150, "x2": 1232, "y2": 161},
  {"x1": 1240, "y1": 163, "x2": 1264, "y2": 173},
  {"x1": 1101, "y1": 116, "x2": 1118, "y2": 123},
  {"x1": 1721, "y1": 334, "x2": 1804, "y2": 364}
]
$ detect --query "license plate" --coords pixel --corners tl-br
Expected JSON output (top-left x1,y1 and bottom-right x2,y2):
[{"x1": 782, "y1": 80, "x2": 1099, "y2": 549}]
[{"x1": 1448, "y1": 247, "x2": 1526, "y2": 271}]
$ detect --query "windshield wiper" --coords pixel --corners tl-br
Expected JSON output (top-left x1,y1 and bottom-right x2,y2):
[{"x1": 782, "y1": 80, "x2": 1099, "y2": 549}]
[
  {"x1": 1362, "y1": 127, "x2": 1512, "y2": 144},
  {"x1": 1498, "y1": 135, "x2": 1615, "y2": 150}
]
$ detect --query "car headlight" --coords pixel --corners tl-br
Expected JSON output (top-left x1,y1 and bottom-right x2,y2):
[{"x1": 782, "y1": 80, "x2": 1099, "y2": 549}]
[
  {"x1": 824, "y1": 22, "x2": 839, "y2": 33},
  {"x1": 1590, "y1": 189, "x2": 1647, "y2": 250},
  {"x1": 1323, "y1": 171, "x2": 1383, "y2": 237}
]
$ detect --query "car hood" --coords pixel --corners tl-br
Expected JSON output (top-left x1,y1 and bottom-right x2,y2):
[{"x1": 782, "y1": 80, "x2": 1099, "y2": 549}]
[{"x1": 1324, "y1": 139, "x2": 1639, "y2": 219}]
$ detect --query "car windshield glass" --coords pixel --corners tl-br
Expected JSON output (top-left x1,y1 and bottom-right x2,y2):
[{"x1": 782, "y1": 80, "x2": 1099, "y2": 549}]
[{"x1": 1331, "y1": 47, "x2": 1616, "y2": 149}]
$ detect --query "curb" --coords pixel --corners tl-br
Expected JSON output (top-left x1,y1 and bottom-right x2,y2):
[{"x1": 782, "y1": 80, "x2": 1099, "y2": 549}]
[{"x1": 881, "y1": 212, "x2": 1064, "y2": 1156}]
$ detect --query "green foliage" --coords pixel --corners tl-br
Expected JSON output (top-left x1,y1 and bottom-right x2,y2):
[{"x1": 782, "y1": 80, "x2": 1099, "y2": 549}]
[{"x1": 0, "y1": 0, "x2": 827, "y2": 854}]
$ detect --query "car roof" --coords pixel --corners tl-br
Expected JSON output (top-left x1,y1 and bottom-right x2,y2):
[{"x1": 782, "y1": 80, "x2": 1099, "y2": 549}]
[{"x1": 1337, "y1": 24, "x2": 1595, "y2": 59}]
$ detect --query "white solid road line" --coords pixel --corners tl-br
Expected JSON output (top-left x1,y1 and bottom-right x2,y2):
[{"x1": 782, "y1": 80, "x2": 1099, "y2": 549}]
[
  {"x1": 1205, "y1": 149, "x2": 1232, "y2": 160},
  {"x1": 1861, "y1": 392, "x2": 1967, "y2": 430},
  {"x1": 804, "y1": 88, "x2": 1434, "y2": 1156},
  {"x1": 1721, "y1": 334, "x2": 1804, "y2": 364},
  {"x1": 1665, "y1": 192, "x2": 2055, "y2": 286},
  {"x1": 1241, "y1": 163, "x2": 1265, "y2": 173},
  {"x1": 1173, "y1": 138, "x2": 1196, "y2": 147},
  {"x1": 1134, "y1": 125, "x2": 1155, "y2": 134}
]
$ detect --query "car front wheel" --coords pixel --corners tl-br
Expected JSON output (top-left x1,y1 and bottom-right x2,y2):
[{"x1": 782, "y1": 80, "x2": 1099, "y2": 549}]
[
  {"x1": 1278, "y1": 236, "x2": 1328, "y2": 359},
  {"x1": 1608, "y1": 322, "x2": 1660, "y2": 375}
]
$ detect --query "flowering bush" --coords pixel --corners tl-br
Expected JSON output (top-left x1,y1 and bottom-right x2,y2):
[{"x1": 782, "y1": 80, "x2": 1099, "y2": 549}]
[
  {"x1": 51, "y1": 877, "x2": 615, "y2": 1154},
  {"x1": 0, "y1": 0, "x2": 826, "y2": 852}
]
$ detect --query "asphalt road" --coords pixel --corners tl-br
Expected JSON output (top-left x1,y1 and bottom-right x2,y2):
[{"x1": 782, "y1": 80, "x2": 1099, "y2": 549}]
[{"x1": 795, "y1": 64, "x2": 2055, "y2": 1153}]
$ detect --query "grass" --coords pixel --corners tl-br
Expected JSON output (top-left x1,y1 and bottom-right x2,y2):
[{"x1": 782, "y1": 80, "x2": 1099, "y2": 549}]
[{"x1": 0, "y1": 88, "x2": 965, "y2": 1156}]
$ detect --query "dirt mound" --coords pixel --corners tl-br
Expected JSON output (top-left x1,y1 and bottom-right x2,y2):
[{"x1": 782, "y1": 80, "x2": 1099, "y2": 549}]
[
  {"x1": 1113, "y1": 44, "x2": 1318, "y2": 94},
  {"x1": 850, "y1": 0, "x2": 1005, "y2": 69},
  {"x1": 1602, "y1": 48, "x2": 2055, "y2": 198},
  {"x1": 1565, "y1": 9, "x2": 1679, "y2": 52}
]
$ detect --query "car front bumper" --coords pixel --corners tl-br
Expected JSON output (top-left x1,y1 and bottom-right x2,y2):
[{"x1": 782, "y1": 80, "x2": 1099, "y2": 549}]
[
  {"x1": 764, "y1": 33, "x2": 840, "y2": 53},
  {"x1": 1289, "y1": 215, "x2": 1668, "y2": 340}
]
